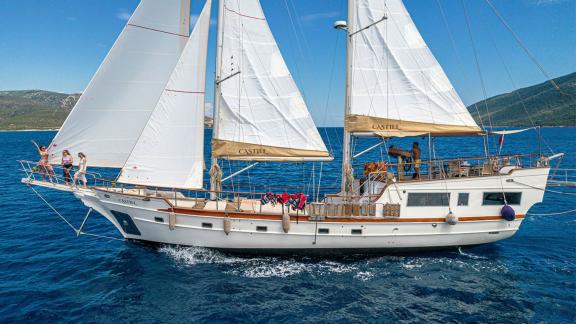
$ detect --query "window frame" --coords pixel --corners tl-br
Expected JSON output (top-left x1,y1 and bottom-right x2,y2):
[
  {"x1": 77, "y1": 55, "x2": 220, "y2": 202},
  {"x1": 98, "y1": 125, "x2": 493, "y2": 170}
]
[
  {"x1": 406, "y1": 192, "x2": 451, "y2": 207},
  {"x1": 457, "y1": 193, "x2": 469, "y2": 206},
  {"x1": 482, "y1": 192, "x2": 522, "y2": 206}
]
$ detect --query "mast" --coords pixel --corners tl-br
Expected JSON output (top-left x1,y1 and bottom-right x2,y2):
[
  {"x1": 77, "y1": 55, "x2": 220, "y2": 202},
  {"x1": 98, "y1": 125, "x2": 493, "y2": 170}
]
[
  {"x1": 341, "y1": 0, "x2": 354, "y2": 194},
  {"x1": 210, "y1": 0, "x2": 225, "y2": 198}
]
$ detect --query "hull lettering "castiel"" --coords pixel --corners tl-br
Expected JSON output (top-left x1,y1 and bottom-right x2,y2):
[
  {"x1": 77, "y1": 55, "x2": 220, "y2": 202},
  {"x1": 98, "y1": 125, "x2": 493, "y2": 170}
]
[
  {"x1": 371, "y1": 124, "x2": 399, "y2": 130},
  {"x1": 238, "y1": 148, "x2": 266, "y2": 155}
]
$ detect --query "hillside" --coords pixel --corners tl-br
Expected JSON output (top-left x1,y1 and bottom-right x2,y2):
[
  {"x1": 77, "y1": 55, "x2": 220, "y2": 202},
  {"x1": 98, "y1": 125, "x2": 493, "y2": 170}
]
[
  {"x1": 0, "y1": 90, "x2": 213, "y2": 130},
  {"x1": 0, "y1": 90, "x2": 79, "y2": 130},
  {"x1": 2, "y1": 73, "x2": 575, "y2": 130},
  {"x1": 467, "y1": 72, "x2": 576, "y2": 127}
]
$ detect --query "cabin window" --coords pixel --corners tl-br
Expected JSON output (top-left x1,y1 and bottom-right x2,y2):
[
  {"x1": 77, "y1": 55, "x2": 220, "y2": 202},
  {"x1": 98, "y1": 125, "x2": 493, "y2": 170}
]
[
  {"x1": 154, "y1": 217, "x2": 164, "y2": 223},
  {"x1": 457, "y1": 193, "x2": 469, "y2": 206},
  {"x1": 202, "y1": 223, "x2": 213, "y2": 229},
  {"x1": 351, "y1": 229, "x2": 362, "y2": 235},
  {"x1": 407, "y1": 193, "x2": 450, "y2": 207},
  {"x1": 482, "y1": 192, "x2": 522, "y2": 205},
  {"x1": 318, "y1": 228, "x2": 329, "y2": 234},
  {"x1": 256, "y1": 226, "x2": 267, "y2": 232}
]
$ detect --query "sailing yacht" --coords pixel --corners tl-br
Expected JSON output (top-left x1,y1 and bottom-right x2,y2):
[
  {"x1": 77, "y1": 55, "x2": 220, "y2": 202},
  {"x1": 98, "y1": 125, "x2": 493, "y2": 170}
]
[{"x1": 21, "y1": 0, "x2": 562, "y2": 253}]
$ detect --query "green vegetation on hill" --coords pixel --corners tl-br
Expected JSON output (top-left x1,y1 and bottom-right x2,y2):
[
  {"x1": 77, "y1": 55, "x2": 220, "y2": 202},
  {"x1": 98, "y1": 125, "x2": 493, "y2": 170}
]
[
  {"x1": 0, "y1": 90, "x2": 214, "y2": 130},
  {"x1": 0, "y1": 90, "x2": 78, "y2": 130},
  {"x1": 467, "y1": 72, "x2": 576, "y2": 127},
  {"x1": 1, "y1": 73, "x2": 574, "y2": 130}
]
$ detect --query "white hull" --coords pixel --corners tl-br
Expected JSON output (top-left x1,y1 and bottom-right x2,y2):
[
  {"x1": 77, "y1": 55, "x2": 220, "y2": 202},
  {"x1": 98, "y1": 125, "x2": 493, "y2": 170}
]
[{"x1": 67, "y1": 167, "x2": 548, "y2": 253}]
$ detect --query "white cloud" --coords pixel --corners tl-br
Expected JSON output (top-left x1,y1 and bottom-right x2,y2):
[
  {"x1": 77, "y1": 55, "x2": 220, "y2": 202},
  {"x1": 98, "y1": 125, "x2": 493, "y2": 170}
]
[
  {"x1": 300, "y1": 11, "x2": 341, "y2": 22},
  {"x1": 116, "y1": 10, "x2": 131, "y2": 21},
  {"x1": 532, "y1": 0, "x2": 569, "y2": 6}
]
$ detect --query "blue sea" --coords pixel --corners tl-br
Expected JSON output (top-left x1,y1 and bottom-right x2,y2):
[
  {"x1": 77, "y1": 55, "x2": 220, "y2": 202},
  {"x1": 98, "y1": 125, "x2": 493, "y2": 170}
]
[{"x1": 0, "y1": 128, "x2": 574, "y2": 323}]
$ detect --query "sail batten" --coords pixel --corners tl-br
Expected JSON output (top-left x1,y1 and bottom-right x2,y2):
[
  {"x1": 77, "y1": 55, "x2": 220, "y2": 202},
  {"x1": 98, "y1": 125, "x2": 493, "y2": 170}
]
[
  {"x1": 118, "y1": 0, "x2": 212, "y2": 189},
  {"x1": 212, "y1": 0, "x2": 330, "y2": 162},
  {"x1": 48, "y1": 0, "x2": 191, "y2": 167},
  {"x1": 348, "y1": 0, "x2": 480, "y2": 136}
]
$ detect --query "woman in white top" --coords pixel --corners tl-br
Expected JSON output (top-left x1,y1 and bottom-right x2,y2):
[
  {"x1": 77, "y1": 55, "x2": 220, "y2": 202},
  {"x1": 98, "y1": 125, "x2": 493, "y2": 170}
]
[{"x1": 73, "y1": 152, "x2": 88, "y2": 188}]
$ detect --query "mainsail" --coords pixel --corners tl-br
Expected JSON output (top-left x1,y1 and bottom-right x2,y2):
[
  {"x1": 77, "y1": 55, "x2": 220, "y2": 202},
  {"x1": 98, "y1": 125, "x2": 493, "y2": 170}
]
[
  {"x1": 117, "y1": 0, "x2": 212, "y2": 189},
  {"x1": 346, "y1": 0, "x2": 480, "y2": 137},
  {"x1": 211, "y1": 0, "x2": 331, "y2": 161},
  {"x1": 49, "y1": 0, "x2": 191, "y2": 167}
]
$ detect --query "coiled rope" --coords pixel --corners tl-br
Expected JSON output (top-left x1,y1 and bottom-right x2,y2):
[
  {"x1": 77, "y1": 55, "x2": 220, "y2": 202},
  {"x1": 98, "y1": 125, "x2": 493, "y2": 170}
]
[{"x1": 27, "y1": 185, "x2": 124, "y2": 242}]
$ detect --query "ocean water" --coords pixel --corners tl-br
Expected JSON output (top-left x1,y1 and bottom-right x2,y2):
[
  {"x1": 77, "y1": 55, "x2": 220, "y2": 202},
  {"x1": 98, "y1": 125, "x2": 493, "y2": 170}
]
[{"x1": 0, "y1": 128, "x2": 574, "y2": 322}]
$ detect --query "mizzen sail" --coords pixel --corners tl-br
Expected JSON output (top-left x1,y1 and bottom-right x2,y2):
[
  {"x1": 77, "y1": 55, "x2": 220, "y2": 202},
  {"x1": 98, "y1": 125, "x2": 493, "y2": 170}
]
[
  {"x1": 49, "y1": 0, "x2": 191, "y2": 167},
  {"x1": 118, "y1": 0, "x2": 212, "y2": 189},
  {"x1": 211, "y1": 0, "x2": 331, "y2": 161},
  {"x1": 346, "y1": 0, "x2": 480, "y2": 137}
]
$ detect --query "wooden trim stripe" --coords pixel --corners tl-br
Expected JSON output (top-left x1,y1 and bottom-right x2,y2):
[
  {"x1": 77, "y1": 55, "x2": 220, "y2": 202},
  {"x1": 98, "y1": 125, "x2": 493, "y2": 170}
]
[{"x1": 159, "y1": 207, "x2": 525, "y2": 223}]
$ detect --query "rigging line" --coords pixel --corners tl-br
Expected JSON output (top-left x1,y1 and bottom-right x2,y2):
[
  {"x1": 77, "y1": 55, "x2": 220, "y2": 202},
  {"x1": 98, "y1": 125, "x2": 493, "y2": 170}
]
[
  {"x1": 282, "y1": 0, "x2": 311, "y2": 100},
  {"x1": 79, "y1": 232, "x2": 125, "y2": 242},
  {"x1": 28, "y1": 185, "x2": 76, "y2": 232},
  {"x1": 126, "y1": 24, "x2": 189, "y2": 37},
  {"x1": 434, "y1": 0, "x2": 485, "y2": 132},
  {"x1": 485, "y1": 26, "x2": 556, "y2": 155},
  {"x1": 316, "y1": 161, "x2": 324, "y2": 202},
  {"x1": 379, "y1": 3, "x2": 468, "y2": 127},
  {"x1": 527, "y1": 209, "x2": 576, "y2": 216},
  {"x1": 461, "y1": 0, "x2": 493, "y2": 155},
  {"x1": 512, "y1": 179, "x2": 576, "y2": 196},
  {"x1": 320, "y1": 31, "x2": 344, "y2": 155},
  {"x1": 28, "y1": 185, "x2": 125, "y2": 242},
  {"x1": 239, "y1": 14, "x2": 301, "y2": 147},
  {"x1": 484, "y1": 0, "x2": 562, "y2": 92}
]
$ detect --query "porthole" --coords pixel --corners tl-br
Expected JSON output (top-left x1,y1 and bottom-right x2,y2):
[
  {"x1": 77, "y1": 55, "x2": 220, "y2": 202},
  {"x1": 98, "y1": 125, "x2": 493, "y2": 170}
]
[
  {"x1": 318, "y1": 228, "x2": 329, "y2": 234},
  {"x1": 256, "y1": 226, "x2": 267, "y2": 232},
  {"x1": 351, "y1": 229, "x2": 362, "y2": 235},
  {"x1": 154, "y1": 217, "x2": 164, "y2": 223}
]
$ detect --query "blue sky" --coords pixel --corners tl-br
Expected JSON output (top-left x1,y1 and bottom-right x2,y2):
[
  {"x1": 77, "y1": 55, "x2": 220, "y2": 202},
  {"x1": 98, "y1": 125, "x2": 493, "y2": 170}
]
[{"x1": 0, "y1": 0, "x2": 574, "y2": 126}]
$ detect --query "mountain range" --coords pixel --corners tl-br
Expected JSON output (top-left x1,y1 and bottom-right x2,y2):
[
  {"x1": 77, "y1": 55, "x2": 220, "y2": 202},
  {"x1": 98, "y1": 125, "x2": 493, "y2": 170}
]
[{"x1": 0, "y1": 72, "x2": 574, "y2": 130}]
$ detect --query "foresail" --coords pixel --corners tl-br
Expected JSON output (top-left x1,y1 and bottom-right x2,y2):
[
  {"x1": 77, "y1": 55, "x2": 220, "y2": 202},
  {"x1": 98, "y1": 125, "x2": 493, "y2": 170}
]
[
  {"x1": 118, "y1": 0, "x2": 212, "y2": 189},
  {"x1": 212, "y1": 0, "x2": 331, "y2": 161},
  {"x1": 347, "y1": 0, "x2": 480, "y2": 136},
  {"x1": 48, "y1": 0, "x2": 191, "y2": 167}
]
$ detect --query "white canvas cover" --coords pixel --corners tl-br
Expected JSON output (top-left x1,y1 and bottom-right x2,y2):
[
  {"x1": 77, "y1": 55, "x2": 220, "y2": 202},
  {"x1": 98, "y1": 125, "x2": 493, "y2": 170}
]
[
  {"x1": 212, "y1": 0, "x2": 331, "y2": 161},
  {"x1": 347, "y1": 0, "x2": 480, "y2": 135},
  {"x1": 49, "y1": 0, "x2": 191, "y2": 167},
  {"x1": 118, "y1": 0, "x2": 211, "y2": 189}
]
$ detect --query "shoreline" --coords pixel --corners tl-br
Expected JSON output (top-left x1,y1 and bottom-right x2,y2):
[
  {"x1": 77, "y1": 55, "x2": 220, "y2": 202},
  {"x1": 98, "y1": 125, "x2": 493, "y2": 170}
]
[
  {"x1": 0, "y1": 126, "x2": 574, "y2": 132},
  {"x1": 0, "y1": 129, "x2": 59, "y2": 132}
]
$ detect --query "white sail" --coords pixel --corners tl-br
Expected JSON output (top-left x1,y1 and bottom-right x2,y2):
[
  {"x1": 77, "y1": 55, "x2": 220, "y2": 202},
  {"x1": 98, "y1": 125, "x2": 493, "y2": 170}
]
[
  {"x1": 347, "y1": 0, "x2": 480, "y2": 136},
  {"x1": 49, "y1": 0, "x2": 191, "y2": 167},
  {"x1": 212, "y1": 0, "x2": 331, "y2": 161},
  {"x1": 118, "y1": 0, "x2": 212, "y2": 189}
]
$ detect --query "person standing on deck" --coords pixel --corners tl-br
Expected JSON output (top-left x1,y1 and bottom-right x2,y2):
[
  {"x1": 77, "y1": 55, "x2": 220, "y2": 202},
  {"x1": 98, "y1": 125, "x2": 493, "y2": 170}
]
[
  {"x1": 412, "y1": 142, "x2": 421, "y2": 180},
  {"x1": 61, "y1": 150, "x2": 74, "y2": 185},
  {"x1": 31, "y1": 140, "x2": 54, "y2": 182},
  {"x1": 72, "y1": 152, "x2": 88, "y2": 188}
]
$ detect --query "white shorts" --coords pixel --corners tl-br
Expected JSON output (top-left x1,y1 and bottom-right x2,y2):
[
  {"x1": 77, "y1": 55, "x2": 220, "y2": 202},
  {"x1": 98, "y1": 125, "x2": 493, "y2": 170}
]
[{"x1": 75, "y1": 172, "x2": 87, "y2": 182}]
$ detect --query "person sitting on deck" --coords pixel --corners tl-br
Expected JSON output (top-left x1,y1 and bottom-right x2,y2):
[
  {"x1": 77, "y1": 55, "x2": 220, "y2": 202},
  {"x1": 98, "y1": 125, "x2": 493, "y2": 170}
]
[
  {"x1": 31, "y1": 140, "x2": 54, "y2": 182},
  {"x1": 72, "y1": 152, "x2": 88, "y2": 188},
  {"x1": 411, "y1": 142, "x2": 421, "y2": 180}
]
